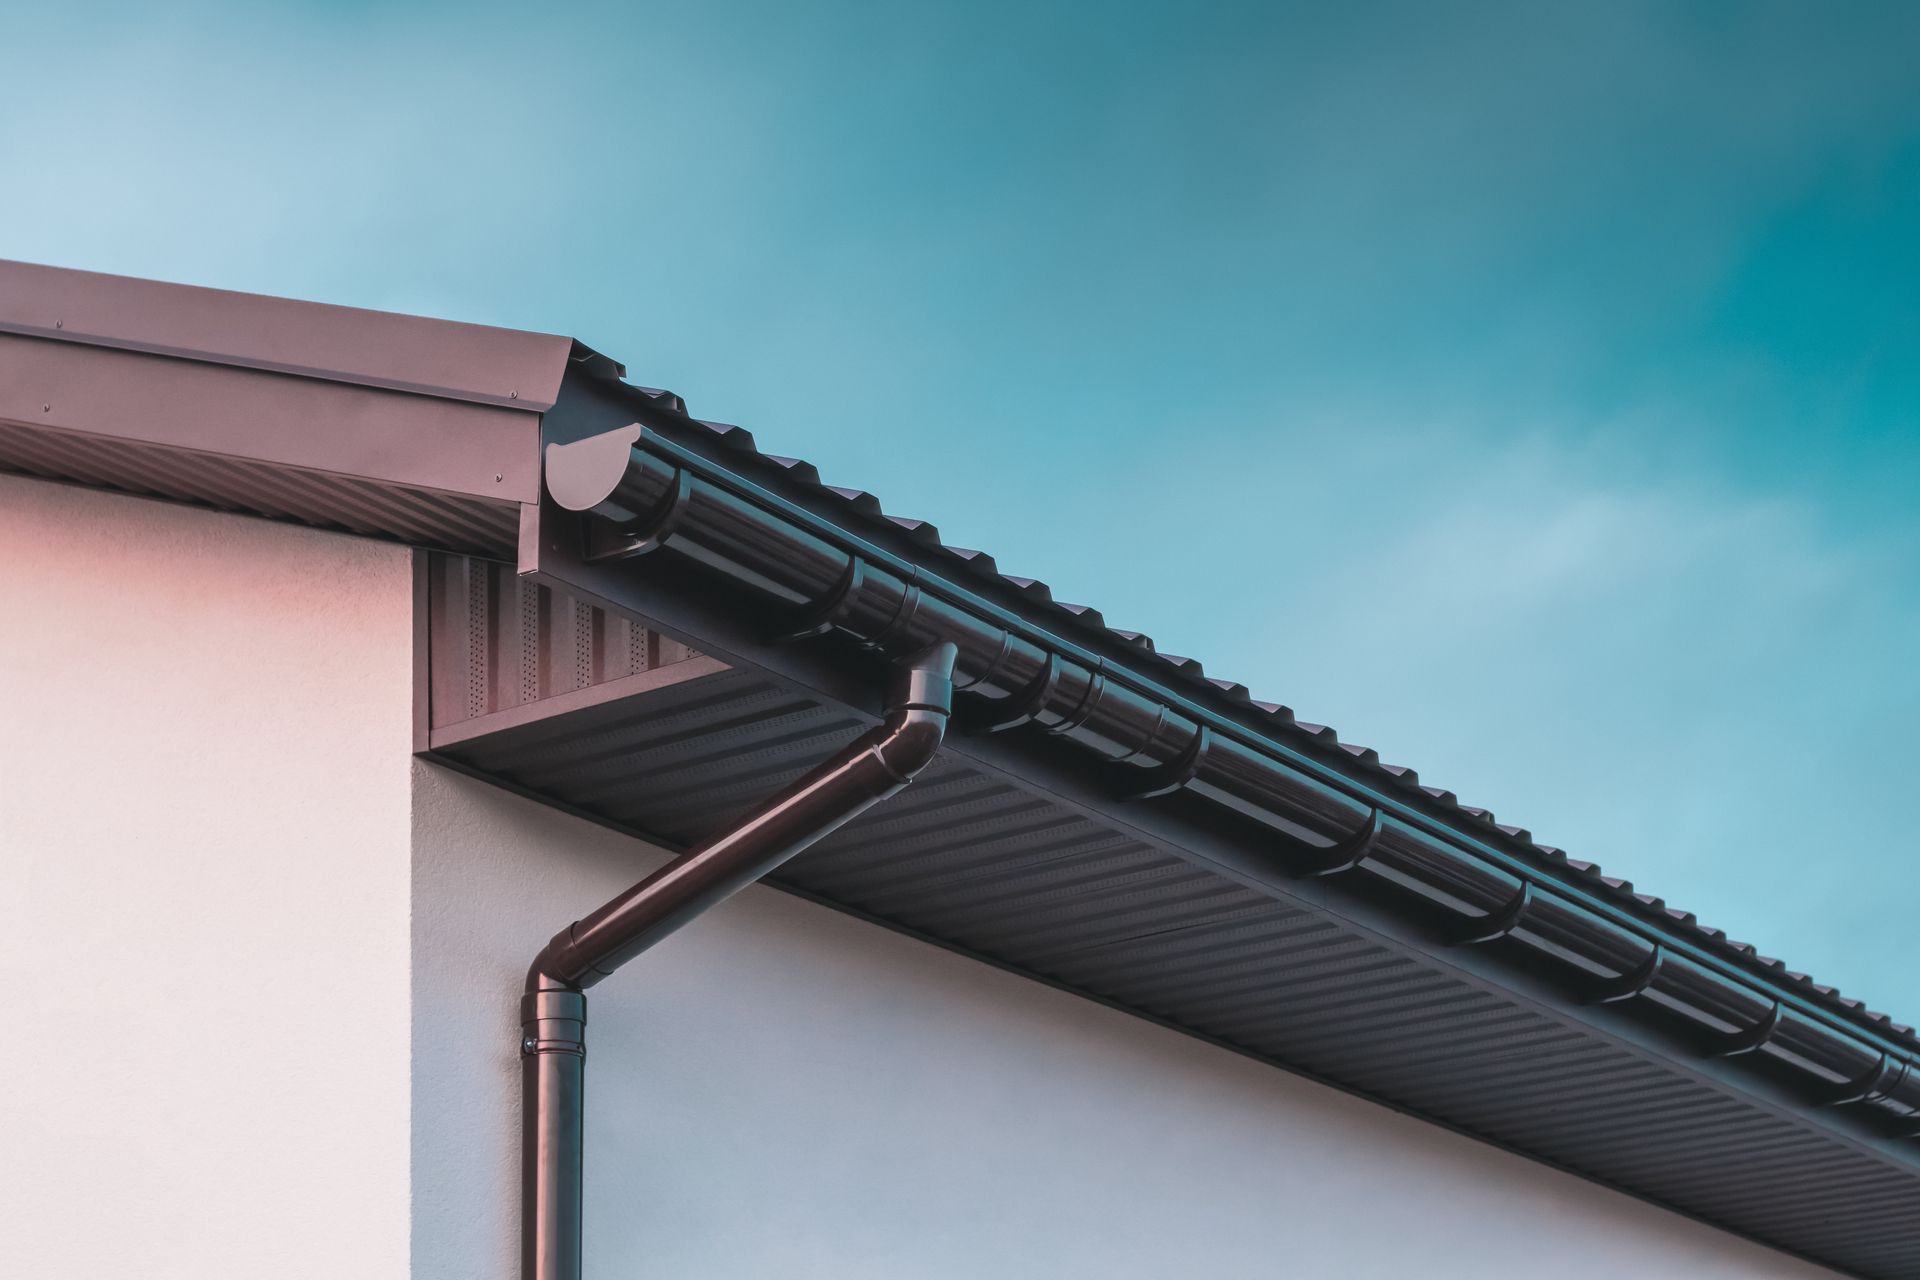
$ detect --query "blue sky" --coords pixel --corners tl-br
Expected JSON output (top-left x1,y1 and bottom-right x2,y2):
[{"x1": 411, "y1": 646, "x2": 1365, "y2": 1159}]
[{"x1": 6, "y1": 1, "x2": 1918, "y2": 1016}]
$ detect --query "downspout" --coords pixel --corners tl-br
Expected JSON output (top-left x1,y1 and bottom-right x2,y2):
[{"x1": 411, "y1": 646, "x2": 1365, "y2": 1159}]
[{"x1": 519, "y1": 640, "x2": 957, "y2": 1280}]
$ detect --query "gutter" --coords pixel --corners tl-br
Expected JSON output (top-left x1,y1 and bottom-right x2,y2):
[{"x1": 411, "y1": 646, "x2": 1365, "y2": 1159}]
[
  {"x1": 541, "y1": 421, "x2": 1920, "y2": 1141},
  {"x1": 519, "y1": 641, "x2": 957, "y2": 1280}
]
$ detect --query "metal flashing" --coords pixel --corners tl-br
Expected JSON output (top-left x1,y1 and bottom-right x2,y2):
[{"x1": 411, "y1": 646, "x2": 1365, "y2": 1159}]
[
  {"x1": 0, "y1": 261, "x2": 585, "y2": 548},
  {"x1": 0, "y1": 258, "x2": 584, "y2": 410}
]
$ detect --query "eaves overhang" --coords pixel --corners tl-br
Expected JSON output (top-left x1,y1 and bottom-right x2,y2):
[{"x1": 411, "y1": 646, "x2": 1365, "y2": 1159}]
[
  {"x1": 5, "y1": 261, "x2": 1917, "y2": 1278},
  {"x1": 0, "y1": 259, "x2": 615, "y2": 552},
  {"x1": 526, "y1": 371, "x2": 1920, "y2": 1066}
]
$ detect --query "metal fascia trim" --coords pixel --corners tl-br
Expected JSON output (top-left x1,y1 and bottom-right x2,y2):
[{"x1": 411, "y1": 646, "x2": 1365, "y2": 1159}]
[{"x1": 0, "y1": 258, "x2": 578, "y2": 410}]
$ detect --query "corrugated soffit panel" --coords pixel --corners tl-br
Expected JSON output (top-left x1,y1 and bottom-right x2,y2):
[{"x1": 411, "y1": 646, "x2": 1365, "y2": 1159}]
[
  {"x1": 0, "y1": 418, "x2": 518, "y2": 557},
  {"x1": 423, "y1": 554, "x2": 1920, "y2": 1280}
]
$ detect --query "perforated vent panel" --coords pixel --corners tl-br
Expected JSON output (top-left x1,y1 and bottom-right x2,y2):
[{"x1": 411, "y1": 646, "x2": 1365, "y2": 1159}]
[{"x1": 424, "y1": 554, "x2": 699, "y2": 731}]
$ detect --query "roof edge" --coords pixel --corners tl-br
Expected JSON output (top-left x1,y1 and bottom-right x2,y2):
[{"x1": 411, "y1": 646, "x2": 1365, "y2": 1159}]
[{"x1": 0, "y1": 259, "x2": 587, "y2": 411}]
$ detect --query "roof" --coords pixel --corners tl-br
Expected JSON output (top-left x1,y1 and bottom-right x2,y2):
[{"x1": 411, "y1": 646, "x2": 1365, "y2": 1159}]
[
  {"x1": 6, "y1": 260, "x2": 1917, "y2": 1277},
  {"x1": 635, "y1": 414, "x2": 1920, "y2": 1045}
]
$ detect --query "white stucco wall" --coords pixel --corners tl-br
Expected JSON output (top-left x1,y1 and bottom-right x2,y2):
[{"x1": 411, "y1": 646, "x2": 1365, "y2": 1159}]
[
  {"x1": 0, "y1": 476, "x2": 415, "y2": 1280},
  {"x1": 412, "y1": 763, "x2": 1839, "y2": 1280}
]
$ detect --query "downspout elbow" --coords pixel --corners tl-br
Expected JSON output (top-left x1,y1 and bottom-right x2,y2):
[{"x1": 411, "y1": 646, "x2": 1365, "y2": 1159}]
[
  {"x1": 870, "y1": 641, "x2": 957, "y2": 783},
  {"x1": 525, "y1": 935, "x2": 587, "y2": 997},
  {"x1": 521, "y1": 641, "x2": 957, "y2": 1000}
]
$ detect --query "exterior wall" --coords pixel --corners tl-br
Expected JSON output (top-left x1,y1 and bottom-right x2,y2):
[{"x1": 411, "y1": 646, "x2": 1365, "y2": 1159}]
[
  {"x1": 0, "y1": 476, "x2": 415, "y2": 1280},
  {"x1": 412, "y1": 763, "x2": 1839, "y2": 1280}
]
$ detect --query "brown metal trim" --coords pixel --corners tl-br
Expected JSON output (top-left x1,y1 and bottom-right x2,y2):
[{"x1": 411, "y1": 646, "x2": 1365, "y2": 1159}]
[
  {"x1": 0, "y1": 334, "x2": 543, "y2": 505},
  {"x1": 0, "y1": 258, "x2": 580, "y2": 410}
]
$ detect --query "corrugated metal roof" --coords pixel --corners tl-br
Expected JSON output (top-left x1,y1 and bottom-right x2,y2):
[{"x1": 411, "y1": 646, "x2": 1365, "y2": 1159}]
[{"x1": 636, "y1": 405, "x2": 1915, "y2": 1050}]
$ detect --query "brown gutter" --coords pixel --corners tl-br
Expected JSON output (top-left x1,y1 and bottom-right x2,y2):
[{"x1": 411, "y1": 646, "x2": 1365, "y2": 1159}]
[
  {"x1": 532, "y1": 422, "x2": 1920, "y2": 1137},
  {"x1": 518, "y1": 641, "x2": 958, "y2": 1280}
]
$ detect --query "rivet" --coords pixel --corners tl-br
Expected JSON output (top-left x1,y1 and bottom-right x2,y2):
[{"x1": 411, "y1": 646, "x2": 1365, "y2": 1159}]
[
  {"x1": 495, "y1": 473, "x2": 503, "y2": 482},
  {"x1": 54, "y1": 320, "x2": 63, "y2": 329},
  {"x1": 42, "y1": 404, "x2": 50, "y2": 412},
  {"x1": 509, "y1": 390, "x2": 519, "y2": 399}
]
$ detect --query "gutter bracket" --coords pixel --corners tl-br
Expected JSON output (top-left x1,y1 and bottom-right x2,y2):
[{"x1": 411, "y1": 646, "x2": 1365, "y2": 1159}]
[{"x1": 1452, "y1": 882, "x2": 1533, "y2": 946}]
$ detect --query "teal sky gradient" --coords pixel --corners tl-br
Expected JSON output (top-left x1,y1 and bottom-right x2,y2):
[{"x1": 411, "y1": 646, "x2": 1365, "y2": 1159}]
[{"x1": 6, "y1": 2, "x2": 1918, "y2": 1015}]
